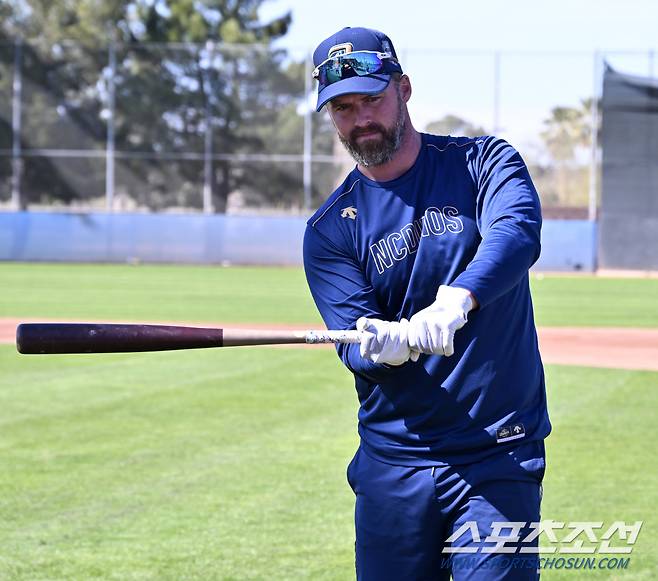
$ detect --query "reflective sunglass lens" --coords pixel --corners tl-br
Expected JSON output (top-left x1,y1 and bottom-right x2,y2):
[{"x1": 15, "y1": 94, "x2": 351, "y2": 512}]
[
  {"x1": 342, "y1": 54, "x2": 383, "y2": 76},
  {"x1": 317, "y1": 52, "x2": 386, "y2": 87}
]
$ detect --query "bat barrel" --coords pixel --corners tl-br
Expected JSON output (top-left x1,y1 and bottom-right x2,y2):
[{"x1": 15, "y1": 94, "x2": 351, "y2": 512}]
[{"x1": 16, "y1": 323, "x2": 224, "y2": 354}]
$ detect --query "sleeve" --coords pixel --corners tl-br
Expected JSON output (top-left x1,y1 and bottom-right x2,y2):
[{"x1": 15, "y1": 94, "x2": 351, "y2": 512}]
[
  {"x1": 451, "y1": 137, "x2": 542, "y2": 308},
  {"x1": 303, "y1": 224, "x2": 413, "y2": 383}
]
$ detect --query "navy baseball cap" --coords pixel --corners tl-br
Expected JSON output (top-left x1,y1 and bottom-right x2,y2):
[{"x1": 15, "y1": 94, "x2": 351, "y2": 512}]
[{"x1": 313, "y1": 27, "x2": 403, "y2": 112}]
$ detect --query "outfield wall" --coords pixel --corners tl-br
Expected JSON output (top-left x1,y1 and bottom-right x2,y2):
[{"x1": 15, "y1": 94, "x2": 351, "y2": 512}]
[{"x1": 0, "y1": 212, "x2": 596, "y2": 271}]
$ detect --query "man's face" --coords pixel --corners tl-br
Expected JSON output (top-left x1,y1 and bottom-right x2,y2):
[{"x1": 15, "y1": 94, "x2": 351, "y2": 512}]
[{"x1": 327, "y1": 80, "x2": 406, "y2": 167}]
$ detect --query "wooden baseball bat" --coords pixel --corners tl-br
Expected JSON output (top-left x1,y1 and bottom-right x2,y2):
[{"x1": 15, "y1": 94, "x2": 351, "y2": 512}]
[{"x1": 15, "y1": 323, "x2": 362, "y2": 354}]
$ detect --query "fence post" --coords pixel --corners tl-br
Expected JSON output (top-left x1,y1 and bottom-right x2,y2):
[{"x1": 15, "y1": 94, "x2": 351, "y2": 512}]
[
  {"x1": 303, "y1": 51, "x2": 313, "y2": 211},
  {"x1": 11, "y1": 38, "x2": 23, "y2": 210},
  {"x1": 493, "y1": 51, "x2": 501, "y2": 134},
  {"x1": 588, "y1": 50, "x2": 600, "y2": 223},
  {"x1": 202, "y1": 42, "x2": 215, "y2": 214},
  {"x1": 106, "y1": 38, "x2": 116, "y2": 211}
]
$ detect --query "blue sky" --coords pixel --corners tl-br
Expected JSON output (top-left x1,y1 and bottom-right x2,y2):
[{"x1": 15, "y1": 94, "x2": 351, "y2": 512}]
[
  {"x1": 259, "y1": 0, "x2": 658, "y2": 146},
  {"x1": 260, "y1": 0, "x2": 658, "y2": 53}
]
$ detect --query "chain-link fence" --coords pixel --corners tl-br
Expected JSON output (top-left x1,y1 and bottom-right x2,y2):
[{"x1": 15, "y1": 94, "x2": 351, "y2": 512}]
[{"x1": 0, "y1": 39, "x2": 655, "y2": 216}]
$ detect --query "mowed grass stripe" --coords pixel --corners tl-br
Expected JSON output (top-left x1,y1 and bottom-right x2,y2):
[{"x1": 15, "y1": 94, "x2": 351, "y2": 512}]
[
  {"x1": 0, "y1": 263, "x2": 323, "y2": 325},
  {"x1": 2, "y1": 262, "x2": 658, "y2": 327},
  {"x1": 530, "y1": 275, "x2": 658, "y2": 328},
  {"x1": 0, "y1": 350, "x2": 296, "y2": 428}
]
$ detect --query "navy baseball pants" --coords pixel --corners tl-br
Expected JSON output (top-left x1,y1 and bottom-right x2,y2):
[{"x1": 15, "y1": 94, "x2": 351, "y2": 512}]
[{"x1": 346, "y1": 441, "x2": 545, "y2": 580}]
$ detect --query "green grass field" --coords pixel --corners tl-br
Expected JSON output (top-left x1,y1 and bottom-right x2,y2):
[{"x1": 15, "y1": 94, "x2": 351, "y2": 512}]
[
  {"x1": 1, "y1": 263, "x2": 657, "y2": 580},
  {"x1": 1, "y1": 262, "x2": 658, "y2": 327}
]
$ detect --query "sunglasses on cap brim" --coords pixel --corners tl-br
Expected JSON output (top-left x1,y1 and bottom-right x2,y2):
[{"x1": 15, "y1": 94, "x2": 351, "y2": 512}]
[{"x1": 312, "y1": 50, "x2": 402, "y2": 89}]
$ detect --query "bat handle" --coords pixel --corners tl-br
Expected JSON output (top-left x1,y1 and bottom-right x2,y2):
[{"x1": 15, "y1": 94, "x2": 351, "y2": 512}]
[{"x1": 305, "y1": 330, "x2": 362, "y2": 344}]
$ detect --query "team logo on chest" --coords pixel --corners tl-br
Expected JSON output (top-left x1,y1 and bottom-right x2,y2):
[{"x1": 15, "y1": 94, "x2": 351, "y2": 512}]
[
  {"x1": 368, "y1": 206, "x2": 464, "y2": 274},
  {"x1": 341, "y1": 206, "x2": 357, "y2": 220}
]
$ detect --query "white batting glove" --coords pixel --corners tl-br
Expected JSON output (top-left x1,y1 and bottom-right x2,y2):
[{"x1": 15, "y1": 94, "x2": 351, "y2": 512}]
[
  {"x1": 356, "y1": 317, "x2": 420, "y2": 366},
  {"x1": 407, "y1": 285, "x2": 475, "y2": 357}
]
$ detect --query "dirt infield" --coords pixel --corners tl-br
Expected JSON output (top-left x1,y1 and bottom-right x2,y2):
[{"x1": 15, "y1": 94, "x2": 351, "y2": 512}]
[
  {"x1": 2, "y1": 319, "x2": 657, "y2": 372},
  {"x1": 537, "y1": 327, "x2": 658, "y2": 371}
]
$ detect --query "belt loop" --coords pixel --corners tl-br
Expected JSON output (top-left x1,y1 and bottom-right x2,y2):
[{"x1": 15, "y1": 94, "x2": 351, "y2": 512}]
[{"x1": 431, "y1": 466, "x2": 436, "y2": 478}]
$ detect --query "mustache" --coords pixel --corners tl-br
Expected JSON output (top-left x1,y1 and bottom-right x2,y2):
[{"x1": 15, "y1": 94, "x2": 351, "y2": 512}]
[{"x1": 350, "y1": 124, "x2": 386, "y2": 140}]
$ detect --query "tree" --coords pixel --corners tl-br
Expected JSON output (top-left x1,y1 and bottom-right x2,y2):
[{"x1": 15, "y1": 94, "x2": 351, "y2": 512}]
[
  {"x1": 425, "y1": 114, "x2": 486, "y2": 137},
  {"x1": 0, "y1": 0, "x2": 327, "y2": 212},
  {"x1": 534, "y1": 98, "x2": 599, "y2": 208},
  {"x1": 540, "y1": 100, "x2": 595, "y2": 162}
]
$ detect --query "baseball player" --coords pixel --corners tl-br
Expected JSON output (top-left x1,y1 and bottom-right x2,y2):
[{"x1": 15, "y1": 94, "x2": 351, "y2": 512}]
[{"x1": 303, "y1": 27, "x2": 551, "y2": 580}]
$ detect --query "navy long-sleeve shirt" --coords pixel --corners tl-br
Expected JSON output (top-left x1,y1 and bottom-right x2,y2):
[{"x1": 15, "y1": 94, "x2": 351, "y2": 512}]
[{"x1": 303, "y1": 134, "x2": 551, "y2": 467}]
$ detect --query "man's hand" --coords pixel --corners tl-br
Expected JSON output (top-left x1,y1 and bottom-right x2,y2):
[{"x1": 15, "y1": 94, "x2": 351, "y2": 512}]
[
  {"x1": 356, "y1": 317, "x2": 420, "y2": 366},
  {"x1": 407, "y1": 285, "x2": 476, "y2": 356}
]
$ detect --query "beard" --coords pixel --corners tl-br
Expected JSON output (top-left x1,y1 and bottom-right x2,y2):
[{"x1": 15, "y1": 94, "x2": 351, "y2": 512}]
[{"x1": 338, "y1": 92, "x2": 406, "y2": 167}]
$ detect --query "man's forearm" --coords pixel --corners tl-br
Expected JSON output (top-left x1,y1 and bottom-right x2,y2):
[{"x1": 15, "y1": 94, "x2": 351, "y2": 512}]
[
  {"x1": 451, "y1": 219, "x2": 540, "y2": 309},
  {"x1": 338, "y1": 342, "x2": 415, "y2": 383}
]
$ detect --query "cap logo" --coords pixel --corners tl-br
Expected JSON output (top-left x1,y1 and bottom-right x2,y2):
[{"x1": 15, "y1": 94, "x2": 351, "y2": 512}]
[{"x1": 328, "y1": 42, "x2": 353, "y2": 58}]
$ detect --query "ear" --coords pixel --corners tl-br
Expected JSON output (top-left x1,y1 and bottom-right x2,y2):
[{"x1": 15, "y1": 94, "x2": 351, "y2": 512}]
[{"x1": 398, "y1": 74, "x2": 412, "y2": 103}]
